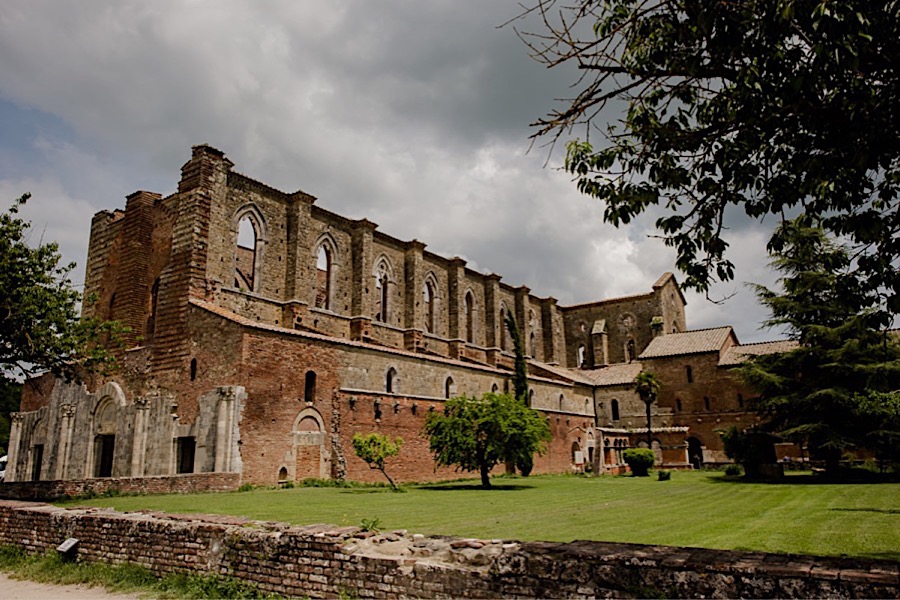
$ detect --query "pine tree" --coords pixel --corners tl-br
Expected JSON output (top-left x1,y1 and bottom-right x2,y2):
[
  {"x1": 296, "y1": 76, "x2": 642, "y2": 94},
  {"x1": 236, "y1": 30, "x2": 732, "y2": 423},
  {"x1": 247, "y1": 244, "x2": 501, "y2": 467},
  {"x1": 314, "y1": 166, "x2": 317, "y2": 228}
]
[{"x1": 741, "y1": 217, "x2": 900, "y2": 474}]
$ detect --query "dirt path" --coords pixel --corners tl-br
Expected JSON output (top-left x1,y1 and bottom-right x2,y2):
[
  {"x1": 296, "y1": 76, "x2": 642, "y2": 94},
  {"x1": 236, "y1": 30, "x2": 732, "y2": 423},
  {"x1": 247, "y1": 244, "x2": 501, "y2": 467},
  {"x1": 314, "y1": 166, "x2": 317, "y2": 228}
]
[{"x1": 0, "y1": 573, "x2": 144, "y2": 599}]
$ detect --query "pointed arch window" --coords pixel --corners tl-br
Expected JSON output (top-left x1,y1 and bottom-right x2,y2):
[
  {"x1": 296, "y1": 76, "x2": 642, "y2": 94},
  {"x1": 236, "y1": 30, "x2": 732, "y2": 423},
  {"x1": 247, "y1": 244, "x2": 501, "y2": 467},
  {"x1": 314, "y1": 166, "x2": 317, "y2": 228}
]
[
  {"x1": 374, "y1": 261, "x2": 390, "y2": 323},
  {"x1": 577, "y1": 344, "x2": 586, "y2": 368},
  {"x1": 445, "y1": 377, "x2": 454, "y2": 399},
  {"x1": 315, "y1": 246, "x2": 331, "y2": 310},
  {"x1": 499, "y1": 306, "x2": 507, "y2": 350},
  {"x1": 235, "y1": 216, "x2": 258, "y2": 291},
  {"x1": 625, "y1": 338, "x2": 636, "y2": 362},
  {"x1": 464, "y1": 292, "x2": 474, "y2": 343},
  {"x1": 423, "y1": 280, "x2": 436, "y2": 333}
]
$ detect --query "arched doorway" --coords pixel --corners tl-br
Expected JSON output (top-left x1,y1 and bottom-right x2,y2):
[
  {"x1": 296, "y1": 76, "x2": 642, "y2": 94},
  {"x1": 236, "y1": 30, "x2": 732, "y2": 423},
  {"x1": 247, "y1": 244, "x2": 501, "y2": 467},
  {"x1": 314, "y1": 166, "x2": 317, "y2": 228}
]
[
  {"x1": 687, "y1": 437, "x2": 704, "y2": 469},
  {"x1": 293, "y1": 409, "x2": 325, "y2": 481},
  {"x1": 93, "y1": 397, "x2": 118, "y2": 477}
]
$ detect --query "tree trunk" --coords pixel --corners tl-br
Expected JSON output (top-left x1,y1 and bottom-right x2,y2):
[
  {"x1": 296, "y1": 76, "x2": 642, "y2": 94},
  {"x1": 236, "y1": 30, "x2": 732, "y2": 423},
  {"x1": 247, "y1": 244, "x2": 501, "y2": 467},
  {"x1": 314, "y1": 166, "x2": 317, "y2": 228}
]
[
  {"x1": 480, "y1": 462, "x2": 492, "y2": 489},
  {"x1": 380, "y1": 467, "x2": 398, "y2": 491}
]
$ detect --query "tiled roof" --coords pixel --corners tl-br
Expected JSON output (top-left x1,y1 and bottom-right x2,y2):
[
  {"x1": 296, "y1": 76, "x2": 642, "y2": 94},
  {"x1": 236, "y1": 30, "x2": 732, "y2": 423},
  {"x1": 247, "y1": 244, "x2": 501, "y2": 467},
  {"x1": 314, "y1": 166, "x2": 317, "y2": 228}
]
[
  {"x1": 639, "y1": 327, "x2": 734, "y2": 359},
  {"x1": 719, "y1": 339, "x2": 798, "y2": 366},
  {"x1": 528, "y1": 361, "x2": 594, "y2": 385},
  {"x1": 579, "y1": 362, "x2": 644, "y2": 386}
]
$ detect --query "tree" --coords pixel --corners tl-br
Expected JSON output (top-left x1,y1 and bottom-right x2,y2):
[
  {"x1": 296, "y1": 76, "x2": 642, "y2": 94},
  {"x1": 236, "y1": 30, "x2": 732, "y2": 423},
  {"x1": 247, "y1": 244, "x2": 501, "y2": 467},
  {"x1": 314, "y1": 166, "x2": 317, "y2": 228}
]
[
  {"x1": 518, "y1": 1, "x2": 900, "y2": 318},
  {"x1": 1, "y1": 194, "x2": 121, "y2": 384},
  {"x1": 351, "y1": 432, "x2": 403, "y2": 490},
  {"x1": 634, "y1": 371, "x2": 660, "y2": 448},
  {"x1": 622, "y1": 447, "x2": 655, "y2": 477},
  {"x1": 740, "y1": 217, "x2": 900, "y2": 474},
  {"x1": 424, "y1": 392, "x2": 551, "y2": 489},
  {"x1": 504, "y1": 312, "x2": 534, "y2": 475}
]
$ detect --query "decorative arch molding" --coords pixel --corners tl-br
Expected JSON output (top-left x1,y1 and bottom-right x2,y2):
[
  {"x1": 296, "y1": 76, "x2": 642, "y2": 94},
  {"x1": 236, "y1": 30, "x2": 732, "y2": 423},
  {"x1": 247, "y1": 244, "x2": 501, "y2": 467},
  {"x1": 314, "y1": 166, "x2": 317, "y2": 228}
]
[
  {"x1": 372, "y1": 254, "x2": 395, "y2": 281},
  {"x1": 292, "y1": 407, "x2": 325, "y2": 433},
  {"x1": 422, "y1": 271, "x2": 440, "y2": 298},
  {"x1": 230, "y1": 203, "x2": 269, "y2": 242},
  {"x1": 95, "y1": 382, "x2": 127, "y2": 409},
  {"x1": 422, "y1": 271, "x2": 441, "y2": 334},
  {"x1": 312, "y1": 231, "x2": 340, "y2": 261},
  {"x1": 231, "y1": 203, "x2": 268, "y2": 292}
]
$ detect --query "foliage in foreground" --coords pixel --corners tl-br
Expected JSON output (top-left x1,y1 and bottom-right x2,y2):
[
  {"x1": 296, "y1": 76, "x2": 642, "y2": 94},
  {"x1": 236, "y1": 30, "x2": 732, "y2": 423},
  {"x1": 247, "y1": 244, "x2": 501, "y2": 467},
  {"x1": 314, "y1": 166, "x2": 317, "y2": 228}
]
[
  {"x1": 0, "y1": 545, "x2": 277, "y2": 598},
  {"x1": 351, "y1": 432, "x2": 403, "y2": 490},
  {"x1": 424, "y1": 392, "x2": 551, "y2": 488},
  {"x1": 519, "y1": 0, "x2": 899, "y2": 318},
  {"x1": 622, "y1": 448, "x2": 655, "y2": 477},
  {"x1": 1, "y1": 194, "x2": 123, "y2": 384},
  {"x1": 740, "y1": 218, "x2": 900, "y2": 473}
]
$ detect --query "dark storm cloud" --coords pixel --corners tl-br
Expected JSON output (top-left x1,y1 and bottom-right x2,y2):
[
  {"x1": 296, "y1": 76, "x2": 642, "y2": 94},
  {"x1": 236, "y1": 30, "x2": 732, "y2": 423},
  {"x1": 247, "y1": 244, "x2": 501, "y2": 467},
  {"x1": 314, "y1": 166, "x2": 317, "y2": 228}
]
[{"x1": 0, "y1": 0, "x2": 776, "y2": 343}]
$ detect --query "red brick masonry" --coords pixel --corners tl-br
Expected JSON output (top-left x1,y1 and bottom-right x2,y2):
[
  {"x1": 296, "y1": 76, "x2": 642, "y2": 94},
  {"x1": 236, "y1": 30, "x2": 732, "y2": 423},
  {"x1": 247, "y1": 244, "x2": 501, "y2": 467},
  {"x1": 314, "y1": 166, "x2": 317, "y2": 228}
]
[{"x1": 0, "y1": 500, "x2": 895, "y2": 598}]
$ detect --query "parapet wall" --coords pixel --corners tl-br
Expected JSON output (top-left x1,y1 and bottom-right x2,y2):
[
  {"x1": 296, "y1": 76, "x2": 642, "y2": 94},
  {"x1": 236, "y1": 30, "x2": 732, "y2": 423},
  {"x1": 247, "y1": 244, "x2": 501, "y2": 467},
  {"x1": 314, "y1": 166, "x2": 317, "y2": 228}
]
[
  {"x1": 0, "y1": 473, "x2": 241, "y2": 501},
  {"x1": 0, "y1": 500, "x2": 896, "y2": 598}
]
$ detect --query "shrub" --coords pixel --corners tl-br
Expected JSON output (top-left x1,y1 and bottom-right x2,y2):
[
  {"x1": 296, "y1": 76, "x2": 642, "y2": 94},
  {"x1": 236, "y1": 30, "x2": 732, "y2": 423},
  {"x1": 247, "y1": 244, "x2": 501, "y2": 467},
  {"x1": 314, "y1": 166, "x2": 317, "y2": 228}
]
[
  {"x1": 724, "y1": 464, "x2": 742, "y2": 477},
  {"x1": 623, "y1": 448, "x2": 655, "y2": 476},
  {"x1": 657, "y1": 470, "x2": 671, "y2": 481}
]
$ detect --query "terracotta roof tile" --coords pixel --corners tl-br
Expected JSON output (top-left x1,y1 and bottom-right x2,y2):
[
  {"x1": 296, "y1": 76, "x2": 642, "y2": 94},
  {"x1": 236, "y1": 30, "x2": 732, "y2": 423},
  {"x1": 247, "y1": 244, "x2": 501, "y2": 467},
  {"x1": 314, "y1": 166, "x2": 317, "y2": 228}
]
[
  {"x1": 719, "y1": 339, "x2": 798, "y2": 366},
  {"x1": 578, "y1": 362, "x2": 644, "y2": 386},
  {"x1": 639, "y1": 327, "x2": 734, "y2": 359}
]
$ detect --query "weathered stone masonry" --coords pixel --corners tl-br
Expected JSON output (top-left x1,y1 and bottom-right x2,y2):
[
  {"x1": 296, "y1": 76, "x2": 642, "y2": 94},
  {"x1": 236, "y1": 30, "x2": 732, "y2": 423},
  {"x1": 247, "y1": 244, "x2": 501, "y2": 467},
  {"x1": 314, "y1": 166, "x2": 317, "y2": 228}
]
[
  {"x1": 7, "y1": 144, "x2": 787, "y2": 486},
  {"x1": 0, "y1": 501, "x2": 895, "y2": 599}
]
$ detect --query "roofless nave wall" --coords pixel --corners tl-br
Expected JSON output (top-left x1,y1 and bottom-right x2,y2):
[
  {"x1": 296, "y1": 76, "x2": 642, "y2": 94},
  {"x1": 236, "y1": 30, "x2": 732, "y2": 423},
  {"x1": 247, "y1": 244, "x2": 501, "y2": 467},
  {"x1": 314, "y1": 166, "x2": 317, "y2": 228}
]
[{"x1": 7, "y1": 144, "x2": 771, "y2": 486}]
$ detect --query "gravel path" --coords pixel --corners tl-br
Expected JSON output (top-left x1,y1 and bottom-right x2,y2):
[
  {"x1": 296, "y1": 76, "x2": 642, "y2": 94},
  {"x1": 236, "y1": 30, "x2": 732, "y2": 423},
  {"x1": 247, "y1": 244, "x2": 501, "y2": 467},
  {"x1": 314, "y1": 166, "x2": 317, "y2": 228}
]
[{"x1": 0, "y1": 572, "x2": 144, "y2": 599}]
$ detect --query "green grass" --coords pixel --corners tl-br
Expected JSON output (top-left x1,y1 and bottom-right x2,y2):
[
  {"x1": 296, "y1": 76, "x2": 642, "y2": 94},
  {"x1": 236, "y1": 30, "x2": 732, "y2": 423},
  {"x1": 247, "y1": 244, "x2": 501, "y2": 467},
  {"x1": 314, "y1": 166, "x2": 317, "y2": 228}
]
[
  {"x1": 58, "y1": 471, "x2": 900, "y2": 560},
  {"x1": 0, "y1": 546, "x2": 278, "y2": 598}
]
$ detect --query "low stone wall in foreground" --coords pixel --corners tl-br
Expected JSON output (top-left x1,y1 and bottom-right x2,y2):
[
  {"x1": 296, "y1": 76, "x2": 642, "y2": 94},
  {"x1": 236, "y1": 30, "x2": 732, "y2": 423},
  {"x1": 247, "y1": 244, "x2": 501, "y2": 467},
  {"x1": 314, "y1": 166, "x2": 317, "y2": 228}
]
[
  {"x1": 0, "y1": 473, "x2": 242, "y2": 501},
  {"x1": 0, "y1": 500, "x2": 896, "y2": 598}
]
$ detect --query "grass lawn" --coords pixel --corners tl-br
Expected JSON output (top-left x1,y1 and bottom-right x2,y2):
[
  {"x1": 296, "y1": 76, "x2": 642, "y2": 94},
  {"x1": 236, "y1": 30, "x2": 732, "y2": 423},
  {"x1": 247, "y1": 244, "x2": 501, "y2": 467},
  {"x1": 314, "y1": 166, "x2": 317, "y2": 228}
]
[{"x1": 59, "y1": 471, "x2": 900, "y2": 560}]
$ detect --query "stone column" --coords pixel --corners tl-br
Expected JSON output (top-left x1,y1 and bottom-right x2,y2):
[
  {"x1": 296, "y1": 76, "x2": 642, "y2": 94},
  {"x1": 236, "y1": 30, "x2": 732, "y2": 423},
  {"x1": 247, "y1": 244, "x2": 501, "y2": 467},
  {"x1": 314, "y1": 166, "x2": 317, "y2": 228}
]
[
  {"x1": 350, "y1": 219, "x2": 376, "y2": 341},
  {"x1": 284, "y1": 193, "x2": 316, "y2": 302},
  {"x1": 484, "y1": 274, "x2": 502, "y2": 348},
  {"x1": 514, "y1": 286, "x2": 531, "y2": 355},
  {"x1": 54, "y1": 404, "x2": 76, "y2": 480},
  {"x1": 130, "y1": 397, "x2": 150, "y2": 477},
  {"x1": 6, "y1": 413, "x2": 23, "y2": 482},
  {"x1": 541, "y1": 297, "x2": 561, "y2": 364},
  {"x1": 447, "y1": 257, "x2": 466, "y2": 341}
]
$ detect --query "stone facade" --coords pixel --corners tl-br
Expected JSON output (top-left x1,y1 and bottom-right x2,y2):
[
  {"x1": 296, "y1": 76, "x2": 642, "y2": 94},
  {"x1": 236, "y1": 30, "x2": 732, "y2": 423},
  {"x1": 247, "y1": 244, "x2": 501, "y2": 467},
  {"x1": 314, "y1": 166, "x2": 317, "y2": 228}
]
[{"x1": 6, "y1": 144, "x2": 787, "y2": 486}]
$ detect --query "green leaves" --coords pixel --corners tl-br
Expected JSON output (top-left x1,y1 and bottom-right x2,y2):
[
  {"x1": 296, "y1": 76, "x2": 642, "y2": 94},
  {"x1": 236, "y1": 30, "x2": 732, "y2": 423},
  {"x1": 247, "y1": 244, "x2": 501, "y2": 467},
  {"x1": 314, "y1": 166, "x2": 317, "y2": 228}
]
[
  {"x1": 423, "y1": 393, "x2": 551, "y2": 488},
  {"x1": 525, "y1": 0, "x2": 899, "y2": 315},
  {"x1": 740, "y1": 218, "x2": 900, "y2": 472},
  {"x1": 351, "y1": 432, "x2": 403, "y2": 490},
  {"x1": 1, "y1": 194, "x2": 123, "y2": 384}
]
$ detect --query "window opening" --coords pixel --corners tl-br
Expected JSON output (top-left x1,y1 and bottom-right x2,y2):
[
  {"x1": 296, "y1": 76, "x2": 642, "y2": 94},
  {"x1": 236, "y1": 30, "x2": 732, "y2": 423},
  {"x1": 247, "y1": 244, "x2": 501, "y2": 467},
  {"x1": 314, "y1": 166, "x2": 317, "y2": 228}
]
[
  {"x1": 147, "y1": 277, "x2": 160, "y2": 338},
  {"x1": 386, "y1": 368, "x2": 397, "y2": 393},
  {"x1": 737, "y1": 393, "x2": 744, "y2": 408},
  {"x1": 611, "y1": 399, "x2": 620, "y2": 421},
  {"x1": 190, "y1": 358, "x2": 197, "y2": 381},
  {"x1": 424, "y1": 280, "x2": 435, "y2": 333},
  {"x1": 499, "y1": 307, "x2": 507, "y2": 350},
  {"x1": 375, "y1": 263, "x2": 389, "y2": 323},
  {"x1": 676, "y1": 398, "x2": 682, "y2": 412},
  {"x1": 445, "y1": 377, "x2": 454, "y2": 399},
  {"x1": 465, "y1": 292, "x2": 474, "y2": 343},
  {"x1": 235, "y1": 216, "x2": 257, "y2": 291},
  {"x1": 577, "y1": 344, "x2": 586, "y2": 368},
  {"x1": 626, "y1": 338, "x2": 636, "y2": 362},
  {"x1": 315, "y1": 246, "x2": 331, "y2": 309},
  {"x1": 304, "y1": 371, "x2": 317, "y2": 402},
  {"x1": 686, "y1": 365, "x2": 693, "y2": 383},
  {"x1": 704, "y1": 396, "x2": 711, "y2": 411}
]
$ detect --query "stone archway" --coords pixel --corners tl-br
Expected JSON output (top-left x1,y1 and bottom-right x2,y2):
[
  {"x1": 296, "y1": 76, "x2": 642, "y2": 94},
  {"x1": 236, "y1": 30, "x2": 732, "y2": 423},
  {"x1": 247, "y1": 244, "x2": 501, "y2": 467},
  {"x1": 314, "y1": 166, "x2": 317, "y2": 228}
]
[
  {"x1": 687, "y1": 436, "x2": 704, "y2": 469},
  {"x1": 292, "y1": 408, "x2": 326, "y2": 481}
]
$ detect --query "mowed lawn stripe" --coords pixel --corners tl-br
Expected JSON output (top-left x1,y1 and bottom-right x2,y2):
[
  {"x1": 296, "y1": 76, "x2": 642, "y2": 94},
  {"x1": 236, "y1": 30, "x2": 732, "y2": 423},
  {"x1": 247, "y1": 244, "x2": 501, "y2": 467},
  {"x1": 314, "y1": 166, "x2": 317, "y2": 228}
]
[{"x1": 60, "y1": 472, "x2": 899, "y2": 560}]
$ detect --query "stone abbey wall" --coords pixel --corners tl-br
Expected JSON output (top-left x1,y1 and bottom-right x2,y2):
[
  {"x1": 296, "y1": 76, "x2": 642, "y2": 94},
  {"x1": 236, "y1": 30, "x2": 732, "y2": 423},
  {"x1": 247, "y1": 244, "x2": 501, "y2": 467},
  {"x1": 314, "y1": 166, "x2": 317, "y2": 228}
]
[
  {"x1": 0, "y1": 501, "x2": 895, "y2": 598},
  {"x1": 9, "y1": 143, "x2": 773, "y2": 486}
]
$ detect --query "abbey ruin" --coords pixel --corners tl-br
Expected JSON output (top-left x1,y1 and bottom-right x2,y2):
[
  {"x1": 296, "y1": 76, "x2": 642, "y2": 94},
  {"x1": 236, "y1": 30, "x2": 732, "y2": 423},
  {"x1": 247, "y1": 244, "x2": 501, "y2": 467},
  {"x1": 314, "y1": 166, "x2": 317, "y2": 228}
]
[{"x1": 5, "y1": 145, "x2": 793, "y2": 486}]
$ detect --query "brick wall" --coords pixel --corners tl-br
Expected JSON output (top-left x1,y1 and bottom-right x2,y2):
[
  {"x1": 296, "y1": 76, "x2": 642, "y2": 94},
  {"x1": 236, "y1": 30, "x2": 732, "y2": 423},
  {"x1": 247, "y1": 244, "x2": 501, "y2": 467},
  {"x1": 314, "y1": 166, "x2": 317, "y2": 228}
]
[
  {"x1": 0, "y1": 473, "x2": 240, "y2": 501},
  {"x1": 0, "y1": 501, "x2": 894, "y2": 598}
]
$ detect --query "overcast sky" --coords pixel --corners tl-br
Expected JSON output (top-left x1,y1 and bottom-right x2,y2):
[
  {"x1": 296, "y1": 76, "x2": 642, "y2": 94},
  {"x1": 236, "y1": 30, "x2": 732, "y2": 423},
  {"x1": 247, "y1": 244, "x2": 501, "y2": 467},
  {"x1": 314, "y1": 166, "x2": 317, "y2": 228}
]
[{"x1": 0, "y1": 1, "x2": 784, "y2": 344}]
